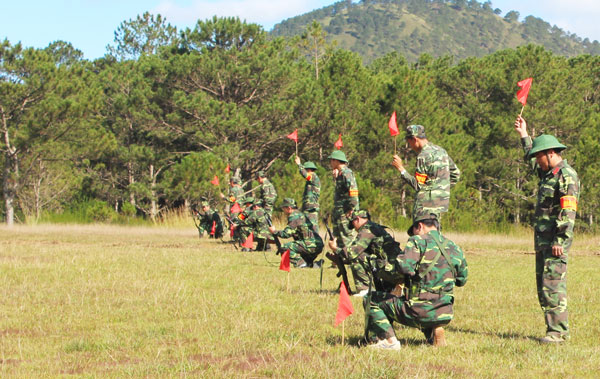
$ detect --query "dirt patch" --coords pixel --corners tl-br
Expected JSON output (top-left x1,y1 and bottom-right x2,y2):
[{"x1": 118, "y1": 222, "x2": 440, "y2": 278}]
[{"x1": 0, "y1": 359, "x2": 21, "y2": 366}]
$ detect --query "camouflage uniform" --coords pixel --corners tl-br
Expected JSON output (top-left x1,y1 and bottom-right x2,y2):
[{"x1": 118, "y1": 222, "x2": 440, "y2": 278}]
[
  {"x1": 235, "y1": 201, "x2": 271, "y2": 248},
  {"x1": 224, "y1": 181, "x2": 245, "y2": 242},
  {"x1": 521, "y1": 135, "x2": 580, "y2": 339},
  {"x1": 330, "y1": 159, "x2": 359, "y2": 248},
  {"x1": 400, "y1": 125, "x2": 460, "y2": 222},
  {"x1": 297, "y1": 161, "x2": 321, "y2": 234},
  {"x1": 367, "y1": 228, "x2": 468, "y2": 342},
  {"x1": 195, "y1": 203, "x2": 224, "y2": 239},
  {"x1": 275, "y1": 207, "x2": 324, "y2": 267},
  {"x1": 338, "y1": 213, "x2": 404, "y2": 292},
  {"x1": 256, "y1": 173, "x2": 277, "y2": 218}
]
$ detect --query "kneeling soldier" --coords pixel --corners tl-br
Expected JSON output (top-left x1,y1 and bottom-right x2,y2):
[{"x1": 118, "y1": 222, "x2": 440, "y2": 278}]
[
  {"x1": 195, "y1": 201, "x2": 224, "y2": 239},
  {"x1": 366, "y1": 213, "x2": 468, "y2": 350},
  {"x1": 328, "y1": 209, "x2": 403, "y2": 297},
  {"x1": 268, "y1": 198, "x2": 324, "y2": 268},
  {"x1": 234, "y1": 197, "x2": 271, "y2": 251}
]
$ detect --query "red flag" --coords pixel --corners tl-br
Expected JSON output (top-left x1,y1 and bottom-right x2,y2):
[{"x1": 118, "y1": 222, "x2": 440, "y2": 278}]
[
  {"x1": 230, "y1": 202, "x2": 242, "y2": 214},
  {"x1": 241, "y1": 232, "x2": 254, "y2": 249},
  {"x1": 210, "y1": 221, "x2": 216, "y2": 236},
  {"x1": 279, "y1": 249, "x2": 290, "y2": 272},
  {"x1": 286, "y1": 129, "x2": 298, "y2": 143},
  {"x1": 517, "y1": 78, "x2": 533, "y2": 106},
  {"x1": 230, "y1": 223, "x2": 235, "y2": 238},
  {"x1": 334, "y1": 134, "x2": 343, "y2": 149},
  {"x1": 225, "y1": 164, "x2": 230, "y2": 173},
  {"x1": 335, "y1": 281, "x2": 354, "y2": 326},
  {"x1": 210, "y1": 175, "x2": 220, "y2": 186},
  {"x1": 388, "y1": 111, "x2": 399, "y2": 136}
]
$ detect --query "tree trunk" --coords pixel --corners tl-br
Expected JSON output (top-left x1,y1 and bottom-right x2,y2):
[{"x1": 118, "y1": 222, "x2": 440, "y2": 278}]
[
  {"x1": 128, "y1": 161, "x2": 136, "y2": 207},
  {"x1": 150, "y1": 164, "x2": 157, "y2": 221},
  {"x1": 3, "y1": 150, "x2": 18, "y2": 226}
]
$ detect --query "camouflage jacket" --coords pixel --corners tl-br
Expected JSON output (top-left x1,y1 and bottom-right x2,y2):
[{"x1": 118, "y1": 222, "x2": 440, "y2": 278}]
[
  {"x1": 339, "y1": 221, "x2": 403, "y2": 286},
  {"x1": 276, "y1": 209, "x2": 323, "y2": 245},
  {"x1": 197, "y1": 211, "x2": 223, "y2": 234},
  {"x1": 400, "y1": 142, "x2": 460, "y2": 217},
  {"x1": 226, "y1": 185, "x2": 244, "y2": 206},
  {"x1": 298, "y1": 164, "x2": 320, "y2": 212},
  {"x1": 333, "y1": 165, "x2": 359, "y2": 212},
  {"x1": 395, "y1": 230, "x2": 468, "y2": 326},
  {"x1": 235, "y1": 205, "x2": 270, "y2": 237},
  {"x1": 257, "y1": 179, "x2": 277, "y2": 211},
  {"x1": 521, "y1": 136, "x2": 580, "y2": 252}
]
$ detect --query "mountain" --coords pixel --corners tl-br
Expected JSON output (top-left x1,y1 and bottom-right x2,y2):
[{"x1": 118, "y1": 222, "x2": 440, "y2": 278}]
[{"x1": 271, "y1": 0, "x2": 600, "y2": 62}]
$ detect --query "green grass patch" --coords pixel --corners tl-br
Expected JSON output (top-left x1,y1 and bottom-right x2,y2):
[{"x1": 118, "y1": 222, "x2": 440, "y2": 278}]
[{"x1": 0, "y1": 224, "x2": 599, "y2": 376}]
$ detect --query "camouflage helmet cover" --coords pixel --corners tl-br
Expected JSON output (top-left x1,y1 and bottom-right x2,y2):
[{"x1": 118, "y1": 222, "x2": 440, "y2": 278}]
[
  {"x1": 407, "y1": 212, "x2": 438, "y2": 236},
  {"x1": 405, "y1": 124, "x2": 426, "y2": 139},
  {"x1": 281, "y1": 198, "x2": 297, "y2": 208}
]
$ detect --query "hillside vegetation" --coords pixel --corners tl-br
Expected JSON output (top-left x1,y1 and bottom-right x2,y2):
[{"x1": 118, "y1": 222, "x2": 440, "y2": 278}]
[{"x1": 271, "y1": 0, "x2": 600, "y2": 62}]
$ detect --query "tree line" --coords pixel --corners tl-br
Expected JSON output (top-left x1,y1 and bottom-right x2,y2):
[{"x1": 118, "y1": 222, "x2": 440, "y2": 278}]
[{"x1": 1, "y1": 15, "x2": 599, "y2": 231}]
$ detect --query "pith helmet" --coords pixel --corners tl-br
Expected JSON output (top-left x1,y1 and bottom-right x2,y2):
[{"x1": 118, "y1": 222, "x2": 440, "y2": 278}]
[
  {"x1": 303, "y1": 161, "x2": 317, "y2": 170},
  {"x1": 407, "y1": 212, "x2": 438, "y2": 236},
  {"x1": 281, "y1": 198, "x2": 297, "y2": 208},
  {"x1": 328, "y1": 150, "x2": 348, "y2": 163},
  {"x1": 527, "y1": 134, "x2": 567, "y2": 158},
  {"x1": 405, "y1": 124, "x2": 426, "y2": 139}
]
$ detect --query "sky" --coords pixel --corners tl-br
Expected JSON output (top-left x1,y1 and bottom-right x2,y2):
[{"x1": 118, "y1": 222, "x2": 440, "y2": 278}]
[{"x1": 2, "y1": 0, "x2": 599, "y2": 60}]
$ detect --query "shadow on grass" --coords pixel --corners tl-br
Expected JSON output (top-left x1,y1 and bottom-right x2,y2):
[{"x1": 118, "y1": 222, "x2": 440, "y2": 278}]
[{"x1": 446, "y1": 325, "x2": 538, "y2": 341}]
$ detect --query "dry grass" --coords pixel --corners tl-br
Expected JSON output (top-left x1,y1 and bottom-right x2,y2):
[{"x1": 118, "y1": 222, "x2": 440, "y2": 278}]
[{"x1": 1, "y1": 223, "x2": 599, "y2": 377}]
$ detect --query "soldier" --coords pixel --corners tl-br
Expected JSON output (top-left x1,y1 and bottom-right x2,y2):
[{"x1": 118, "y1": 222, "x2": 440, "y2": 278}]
[
  {"x1": 256, "y1": 171, "x2": 277, "y2": 219},
  {"x1": 268, "y1": 198, "x2": 324, "y2": 268},
  {"x1": 514, "y1": 116, "x2": 580, "y2": 344},
  {"x1": 194, "y1": 201, "x2": 224, "y2": 239},
  {"x1": 294, "y1": 155, "x2": 321, "y2": 234},
  {"x1": 220, "y1": 176, "x2": 244, "y2": 217},
  {"x1": 366, "y1": 213, "x2": 468, "y2": 350},
  {"x1": 392, "y1": 124, "x2": 460, "y2": 224},
  {"x1": 327, "y1": 209, "x2": 403, "y2": 297},
  {"x1": 328, "y1": 150, "x2": 359, "y2": 248},
  {"x1": 233, "y1": 196, "x2": 271, "y2": 252}
]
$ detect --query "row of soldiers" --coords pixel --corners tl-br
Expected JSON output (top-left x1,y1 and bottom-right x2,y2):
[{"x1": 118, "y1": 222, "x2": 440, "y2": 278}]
[{"x1": 197, "y1": 118, "x2": 579, "y2": 347}]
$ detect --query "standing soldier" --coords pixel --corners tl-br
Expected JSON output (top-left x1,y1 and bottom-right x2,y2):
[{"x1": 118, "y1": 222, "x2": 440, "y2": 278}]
[
  {"x1": 268, "y1": 198, "x2": 324, "y2": 268},
  {"x1": 328, "y1": 150, "x2": 363, "y2": 293},
  {"x1": 392, "y1": 124, "x2": 460, "y2": 224},
  {"x1": 327, "y1": 209, "x2": 403, "y2": 297},
  {"x1": 294, "y1": 155, "x2": 321, "y2": 234},
  {"x1": 256, "y1": 171, "x2": 277, "y2": 220},
  {"x1": 514, "y1": 116, "x2": 580, "y2": 344},
  {"x1": 220, "y1": 176, "x2": 244, "y2": 242},
  {"x1": 366, "y1": 213, "x2": 468, "y2": 349}
]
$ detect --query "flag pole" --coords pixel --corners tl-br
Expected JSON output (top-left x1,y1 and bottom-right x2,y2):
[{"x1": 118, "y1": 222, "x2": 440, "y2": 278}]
[
  {"x1": 342, "y1": 321, "x2": 345, "y2": 345},
  {"x1": 286, "y1": 271, "x2": 290, "y2": 293},
  {"x1": 519, "y1": 105, "x2": 525, "y2": 117},
  {"x1": 295, "y1": 141, "x2": 298, "y2": 157},
  {"x1": 394, "y1": 135, "x2": 397, "y2": 155}
]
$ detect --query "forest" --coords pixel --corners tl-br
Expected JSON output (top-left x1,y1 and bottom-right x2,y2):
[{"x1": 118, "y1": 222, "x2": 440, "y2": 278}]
[{"x1": 1, "y1": 14, "x2": 599, "y2": 232}]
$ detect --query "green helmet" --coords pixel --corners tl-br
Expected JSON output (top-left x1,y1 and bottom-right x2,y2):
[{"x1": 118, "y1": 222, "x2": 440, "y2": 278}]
[
  {"x1": 406, "y1": 124, "x2": 426, "y2": 139},
  {"x1": 303, "y1": 161, "x2": 317, "y2": 170},
  {"x1": 257, "y1": 170, "x2": 266, "y2": 178},
  {"x1": 527, "y1": 134, "x2": 567, "y2": 158},
  {"x1": 281, "y1": 198, "x2": 297, "y2": 208},
  {"x1": 328, "y1": 150, "x2": 348, "y2": 163},
  {"x1": 407, "y1": 212, "x2": 438, "y2": 236}
]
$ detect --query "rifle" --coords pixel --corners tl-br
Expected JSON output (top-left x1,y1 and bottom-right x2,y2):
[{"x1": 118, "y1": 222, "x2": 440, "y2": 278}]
[
  {"x1": 323, "y1": 216, "x2": 353, "y2": 295},
  {"x1": 265, "y1": 215, "x2": 285, "y2": 255}
]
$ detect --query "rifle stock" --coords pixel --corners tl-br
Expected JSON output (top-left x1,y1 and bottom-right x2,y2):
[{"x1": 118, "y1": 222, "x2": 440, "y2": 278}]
[{"x1": 266, "y1": 216, "x2": 285, "y2": 255}]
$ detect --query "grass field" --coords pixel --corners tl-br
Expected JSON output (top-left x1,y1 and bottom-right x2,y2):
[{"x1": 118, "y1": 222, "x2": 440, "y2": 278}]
[{"x1": 1, "y1": 223, "x2": 599, "y2": 377}]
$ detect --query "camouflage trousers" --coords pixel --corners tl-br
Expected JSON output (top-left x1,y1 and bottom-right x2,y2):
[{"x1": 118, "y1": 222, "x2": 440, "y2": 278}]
[
  {"x1": 351, "y1": 261, "x2": 370, "y2": 292},
  {"x1": 366, "y1": 291, "x2": 449, "y2": 341},
  {"x1": 332, "y1": 208, "x2": 355, "y2": 249},
  {"x1": 536, "y1": 248, "x2": 568, "y2": 337},
  {"x1": 282, "y1": 239, "x2": 323, "y2": 267},
  {"x1": 303, "y1": 209, "x2": 320, "y2": 235}
]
